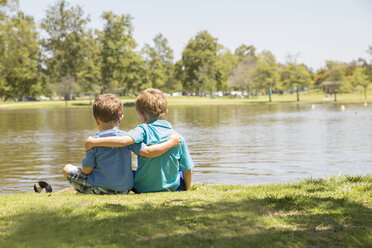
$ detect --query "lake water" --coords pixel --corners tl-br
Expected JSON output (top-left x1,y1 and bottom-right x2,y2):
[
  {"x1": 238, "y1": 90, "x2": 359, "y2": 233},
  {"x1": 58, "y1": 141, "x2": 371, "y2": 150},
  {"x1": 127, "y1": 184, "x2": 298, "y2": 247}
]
[{"x1": 1, "y1": 103, "x2": 371, "y2": 194}]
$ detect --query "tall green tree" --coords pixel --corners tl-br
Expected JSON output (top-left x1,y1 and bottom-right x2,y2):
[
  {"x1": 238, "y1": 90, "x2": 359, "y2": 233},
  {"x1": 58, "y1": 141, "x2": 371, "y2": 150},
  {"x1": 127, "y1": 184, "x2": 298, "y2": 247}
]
[
  {"x1": 0, "y1": 4, "x2": 40, "y2": 101},
  {"x1": 41, "y1": 0, "x2": 90, "y2": 100},
  {"x1": 228, "y1": 56, "x2": 256, "y2": 96},
  {"x1": 324, "y1": 61, "x2": 347, "y2": 81},
  {"x1": 142, "y1": 33, "x2": 176, "y2": 92},
  {"x1": 234, "y1": 44, "x2": 256, "y2": 62},
  {"x1": 251, "y1": 51, "x2": 279, "y2": 102},
  {"x1": 0, "y1": 0, "x2": 16, "y2": 20},
  {"x1": 314, "y1": 68, "x2": 328, "y2": 88},
  {"x1": 215, "y1": 49, "x2": 238, "y2": 93},
  {"x1": 365, "y1": 45, "x2": 372, "y2": 82},
  {"x1": 0, "y1": 0, "x2": 13, "y2": 100},
  {"x1": 99, "y1": 11, "x2": 143, "y2": 95},
  {"x1": 179, "y1": 31, "x2": 220, "y2": 95},
  {"x1": 318, "y1": 61, "x2": 349, "y2": 101},
  {"x1": 76, "y1": 29, "x2": 101, "y2": 98},
  {"x1": 281, "y1": 63, "x2": 312, "y2": 101},
  {"x1": 349, "y1": 67, "x2": 370, "y2": 100}
]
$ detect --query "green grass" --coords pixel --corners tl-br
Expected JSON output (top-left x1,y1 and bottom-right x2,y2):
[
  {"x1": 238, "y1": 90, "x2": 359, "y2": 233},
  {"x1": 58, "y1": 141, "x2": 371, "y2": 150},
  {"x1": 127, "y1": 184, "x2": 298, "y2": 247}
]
[
  {"x1": 0, "y1": 91, "x2": 371, "y2": 109},
  {"x1": 0, "y1": 175, "x2": 371, "y2": 247}
]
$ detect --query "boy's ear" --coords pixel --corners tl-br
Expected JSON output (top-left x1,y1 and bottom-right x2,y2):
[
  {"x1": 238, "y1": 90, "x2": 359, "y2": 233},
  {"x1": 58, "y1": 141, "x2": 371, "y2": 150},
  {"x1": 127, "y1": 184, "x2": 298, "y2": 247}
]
[
  {"x1": 118, "y1": 114, "x2": 123, "y2": 123},
  {"x1": 94, "y1": 117, "x2": 100, "y2": 126},
  {"x1": 138, "y1": 112, "x2": 147, "y2": 123}
]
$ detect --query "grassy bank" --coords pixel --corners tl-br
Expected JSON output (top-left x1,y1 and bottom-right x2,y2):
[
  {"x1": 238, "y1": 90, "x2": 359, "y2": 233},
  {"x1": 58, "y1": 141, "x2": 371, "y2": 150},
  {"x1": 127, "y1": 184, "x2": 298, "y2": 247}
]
[
  {"x1": 0, "y1": 91, "x2": 371, "y2": 109},
  {"x1": 0, "y1": 175, "x2": 371, "y2": 247}
]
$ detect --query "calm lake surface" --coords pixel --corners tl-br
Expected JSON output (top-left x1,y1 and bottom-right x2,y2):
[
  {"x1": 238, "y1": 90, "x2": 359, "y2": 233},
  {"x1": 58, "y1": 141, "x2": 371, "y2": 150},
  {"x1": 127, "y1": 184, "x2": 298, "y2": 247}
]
[{"x1": 1, "y1": 103, "x2": 371, "y2": 194}]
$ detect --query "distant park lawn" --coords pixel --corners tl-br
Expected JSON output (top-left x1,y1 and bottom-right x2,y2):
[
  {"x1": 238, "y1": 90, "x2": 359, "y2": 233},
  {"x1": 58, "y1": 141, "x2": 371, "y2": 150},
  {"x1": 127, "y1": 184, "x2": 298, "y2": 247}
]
[
  {"x1": 0, "y1": 90, "x2": 372, "y2": 109},
  {"x1": 0, "y1": 175, "x2": 371, "y2": 247}
]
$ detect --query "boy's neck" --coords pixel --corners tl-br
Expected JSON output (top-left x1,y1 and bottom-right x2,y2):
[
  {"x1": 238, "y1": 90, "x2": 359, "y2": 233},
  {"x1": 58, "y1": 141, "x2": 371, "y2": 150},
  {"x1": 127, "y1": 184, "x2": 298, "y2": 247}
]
[
  {"x1": 144, "y1": 118, "x2": 162, "y2": 124},
  {"x1": 98, "y1": 122, "x2": 119, "y2": 132}
]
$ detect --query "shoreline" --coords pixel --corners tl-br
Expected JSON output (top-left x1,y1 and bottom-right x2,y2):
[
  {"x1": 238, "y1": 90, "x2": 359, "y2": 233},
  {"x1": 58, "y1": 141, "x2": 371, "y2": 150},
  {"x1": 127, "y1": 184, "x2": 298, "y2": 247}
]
[{"x1": 0, "y1": 94, "x2": 371, "y2": 109}]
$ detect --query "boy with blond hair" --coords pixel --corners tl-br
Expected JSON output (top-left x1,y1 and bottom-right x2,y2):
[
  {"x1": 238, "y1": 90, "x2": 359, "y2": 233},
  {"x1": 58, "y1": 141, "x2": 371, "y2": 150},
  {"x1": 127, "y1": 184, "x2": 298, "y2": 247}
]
[
  {"x1": 85, "y1": 89, "x2": 194, "y2": 193},
  {"x1": 63, "y1": 93, "x2": 180, "y2": 194}
]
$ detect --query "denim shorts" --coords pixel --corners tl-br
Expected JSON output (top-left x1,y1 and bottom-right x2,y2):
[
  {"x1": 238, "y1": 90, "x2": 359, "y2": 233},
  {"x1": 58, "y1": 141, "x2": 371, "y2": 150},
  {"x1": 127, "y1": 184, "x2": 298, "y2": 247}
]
[{"x1": 65, "y1": 164, "x2": 129, "y2": 195}]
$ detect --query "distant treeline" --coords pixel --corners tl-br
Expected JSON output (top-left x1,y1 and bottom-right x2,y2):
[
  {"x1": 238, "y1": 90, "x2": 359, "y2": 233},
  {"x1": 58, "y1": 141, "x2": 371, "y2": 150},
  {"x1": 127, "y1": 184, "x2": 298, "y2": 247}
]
[{"x1": 0, "y1": 0, "x2": 371, "y2": 102}]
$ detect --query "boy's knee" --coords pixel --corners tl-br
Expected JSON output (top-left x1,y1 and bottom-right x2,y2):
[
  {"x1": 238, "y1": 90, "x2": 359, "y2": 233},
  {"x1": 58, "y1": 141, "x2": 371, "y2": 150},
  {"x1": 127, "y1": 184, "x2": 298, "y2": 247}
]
[{"x1": 63, "y1": 164, "x2": 73, "y2": 178}]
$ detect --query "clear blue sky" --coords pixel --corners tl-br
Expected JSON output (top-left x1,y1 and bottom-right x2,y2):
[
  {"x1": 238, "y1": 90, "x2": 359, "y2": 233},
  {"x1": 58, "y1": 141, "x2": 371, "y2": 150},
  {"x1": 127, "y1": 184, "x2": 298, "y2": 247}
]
[{"x1": 18, "y1": 0, "x2": 372, "y2": 71}]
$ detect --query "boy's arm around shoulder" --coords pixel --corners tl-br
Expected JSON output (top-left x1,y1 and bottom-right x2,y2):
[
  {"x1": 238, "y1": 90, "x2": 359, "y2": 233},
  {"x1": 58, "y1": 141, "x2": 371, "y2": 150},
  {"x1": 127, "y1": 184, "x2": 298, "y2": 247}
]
[
  {"x1": 139, "y1": 134, "x2": 181, "y2": 158},
  {"x1": 85, "y1": 136, "x2": 135, "y2": 152}
]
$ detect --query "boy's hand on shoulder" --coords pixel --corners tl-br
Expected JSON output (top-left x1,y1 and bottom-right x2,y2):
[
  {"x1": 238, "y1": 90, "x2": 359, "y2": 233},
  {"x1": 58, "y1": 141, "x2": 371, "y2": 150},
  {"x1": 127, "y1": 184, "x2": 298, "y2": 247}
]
[
  {"x1": 168, "y1": 134, "x2": 181, "y2": 147},
  {"x1": 85, "y1": 136, "x2": 95, "y2": 152}
]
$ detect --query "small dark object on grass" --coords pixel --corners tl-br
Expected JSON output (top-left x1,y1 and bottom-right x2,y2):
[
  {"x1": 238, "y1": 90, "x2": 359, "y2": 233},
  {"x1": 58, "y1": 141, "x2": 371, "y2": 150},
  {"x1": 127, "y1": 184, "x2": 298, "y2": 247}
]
[{"x1": 34, "y1": 181, "x2": 52, "y2": 193}]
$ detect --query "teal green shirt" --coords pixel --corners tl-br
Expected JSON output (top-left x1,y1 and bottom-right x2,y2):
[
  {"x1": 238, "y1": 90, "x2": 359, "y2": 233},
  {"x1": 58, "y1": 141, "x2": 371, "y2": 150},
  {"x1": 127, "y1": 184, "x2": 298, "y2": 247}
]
[{"x1": 127, "y1": 120, "x2": 194, "y2": 193}]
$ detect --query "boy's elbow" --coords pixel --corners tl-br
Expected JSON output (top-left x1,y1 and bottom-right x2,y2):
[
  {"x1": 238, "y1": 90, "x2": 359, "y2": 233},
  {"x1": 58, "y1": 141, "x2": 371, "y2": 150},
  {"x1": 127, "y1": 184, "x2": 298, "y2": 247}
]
[
  {"x1": 81, "y1": 167, "x2": 93, "y2": 175},
  {"x1": 139, "y1": 148, "x2": 153, "y2": 158}
]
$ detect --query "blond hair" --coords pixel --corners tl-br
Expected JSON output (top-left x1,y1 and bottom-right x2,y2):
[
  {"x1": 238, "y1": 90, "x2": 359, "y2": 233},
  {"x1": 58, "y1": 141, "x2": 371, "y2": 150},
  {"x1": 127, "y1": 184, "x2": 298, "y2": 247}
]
[
  {"x1": 135, "y1": 88, "x2": 168, "y2": 122},
  {"x1": 93, "y1": 94, "x2": 123, "y2": 123}
]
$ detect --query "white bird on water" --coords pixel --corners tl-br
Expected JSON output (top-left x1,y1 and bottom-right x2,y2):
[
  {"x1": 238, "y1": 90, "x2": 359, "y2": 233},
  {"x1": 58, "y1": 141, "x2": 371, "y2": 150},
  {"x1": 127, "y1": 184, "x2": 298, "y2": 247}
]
[
  {"x1": 364, "y1": 102, "x2": 367, "y2": 107},
  {"x1": 341, "y1": 105, "x2": 345, "y2": 111},
  {"x1": 311, "y1": 104, "x2": 315, "y2": 110}
]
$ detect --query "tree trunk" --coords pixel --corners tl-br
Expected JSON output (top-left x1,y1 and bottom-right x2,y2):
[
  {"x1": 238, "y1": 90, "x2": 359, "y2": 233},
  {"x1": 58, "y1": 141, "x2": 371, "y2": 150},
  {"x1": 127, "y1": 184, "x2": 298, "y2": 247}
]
[
  {"x1": 334, "y1": 92, "x2": 337, "y2": 102},
  {"x1": 64, "y1": 92, "x2": 71, "y2": 101},
  {"x1": 296, "y1": 84, "x2": 300, "y2": 101},
  {"x1": 268, "y1": 88, "x2": 272, "y2": 102},
  {"x1": 364, "y1": 86, "x2": 367, "y2": 100}
]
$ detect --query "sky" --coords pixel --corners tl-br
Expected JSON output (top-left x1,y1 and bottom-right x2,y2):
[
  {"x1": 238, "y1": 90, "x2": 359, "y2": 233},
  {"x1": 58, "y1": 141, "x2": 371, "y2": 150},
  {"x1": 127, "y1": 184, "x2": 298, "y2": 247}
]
[{"x1": 18, "y1": 0, "x2": 372, "y2": 71}]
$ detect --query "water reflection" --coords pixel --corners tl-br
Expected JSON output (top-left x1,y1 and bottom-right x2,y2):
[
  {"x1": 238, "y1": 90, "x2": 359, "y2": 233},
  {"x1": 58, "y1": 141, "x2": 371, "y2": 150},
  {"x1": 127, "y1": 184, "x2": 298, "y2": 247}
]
[{"x1": 0, "y1": 104, "x2": 371, "y2": 193}]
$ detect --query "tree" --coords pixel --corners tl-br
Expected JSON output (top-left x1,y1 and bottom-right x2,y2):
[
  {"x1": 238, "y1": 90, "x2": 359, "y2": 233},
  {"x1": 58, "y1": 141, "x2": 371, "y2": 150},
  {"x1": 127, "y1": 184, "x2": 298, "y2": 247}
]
[
  {"x1": 365, "y1": 45, "x2": 372, "y2": 83},
  {"x1": 324, "y1": 61, "x2": 347, "y2": 82},
  {"x1": 324, "y1": 61, "x2": 351, "y2": 100},
  {"x1": 281, "y1": 63, "x2": 312, "y2": 101},
  {"x1": 251, "y1": 51, "x2": 279, "y2": 102},
  {"x1": 0, "y1": 0, "x2": 17, "y2": 20},
  {"x1": 99, "y1": 11, "x2": 143, "y2": 95},
  {"x1": 234, "y1": 44, "x2": 256, "y2": 62},
  {"x1": 0, "y1": 7, "x2": 40, "y2": 101},
  {"x1": 142, "y1": 33, "x2": 177, "y2": 92},
  {"x1": 349, "y1": 67, "x2": 370, "y2": 100},
  {"x1": 194, "y1": 63, "x2": 216, "y2": 94},
  {"x1": 76, "y1": 29, "x2": 101, "y2": 99},
  {"x1": 228, "y1": 56, "x2": 256, "y2": 96},
  {"x1": 314, "y1": 68, "x2": 328, "y2": 88},
  {"x1": 41, "y1": 0, "x2": 90, "y2": 100},
  {"x1": 216, "y1": 49, "x2": 239, "y2": 93},
  {"x1": 179, "y1": 31, "x2": 220, "y2": 95}
]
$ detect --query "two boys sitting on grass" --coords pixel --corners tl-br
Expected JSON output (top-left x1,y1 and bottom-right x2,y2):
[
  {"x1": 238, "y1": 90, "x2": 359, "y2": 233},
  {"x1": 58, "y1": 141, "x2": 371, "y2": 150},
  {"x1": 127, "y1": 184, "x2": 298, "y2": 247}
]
[{"x1": 63, "y1": 89, "x2": 194, "y2": 194}]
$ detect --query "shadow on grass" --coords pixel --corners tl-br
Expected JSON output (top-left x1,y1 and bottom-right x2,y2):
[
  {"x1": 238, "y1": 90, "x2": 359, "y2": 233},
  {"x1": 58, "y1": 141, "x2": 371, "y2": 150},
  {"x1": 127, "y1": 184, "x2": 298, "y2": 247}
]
[{"x1": 1, "y1": 194, "x2": 370, "y2": 247}]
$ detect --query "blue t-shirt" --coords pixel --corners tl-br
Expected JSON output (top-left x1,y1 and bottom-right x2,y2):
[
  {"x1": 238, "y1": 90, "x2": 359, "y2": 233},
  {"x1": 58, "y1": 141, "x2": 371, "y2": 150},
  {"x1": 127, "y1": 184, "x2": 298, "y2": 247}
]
[
  {"x1": 82, "y1": 129, "x2": 143, "y2": 191},
  {"x1": 127, "y1": 120, "x2": 194, "y2": 193}
]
